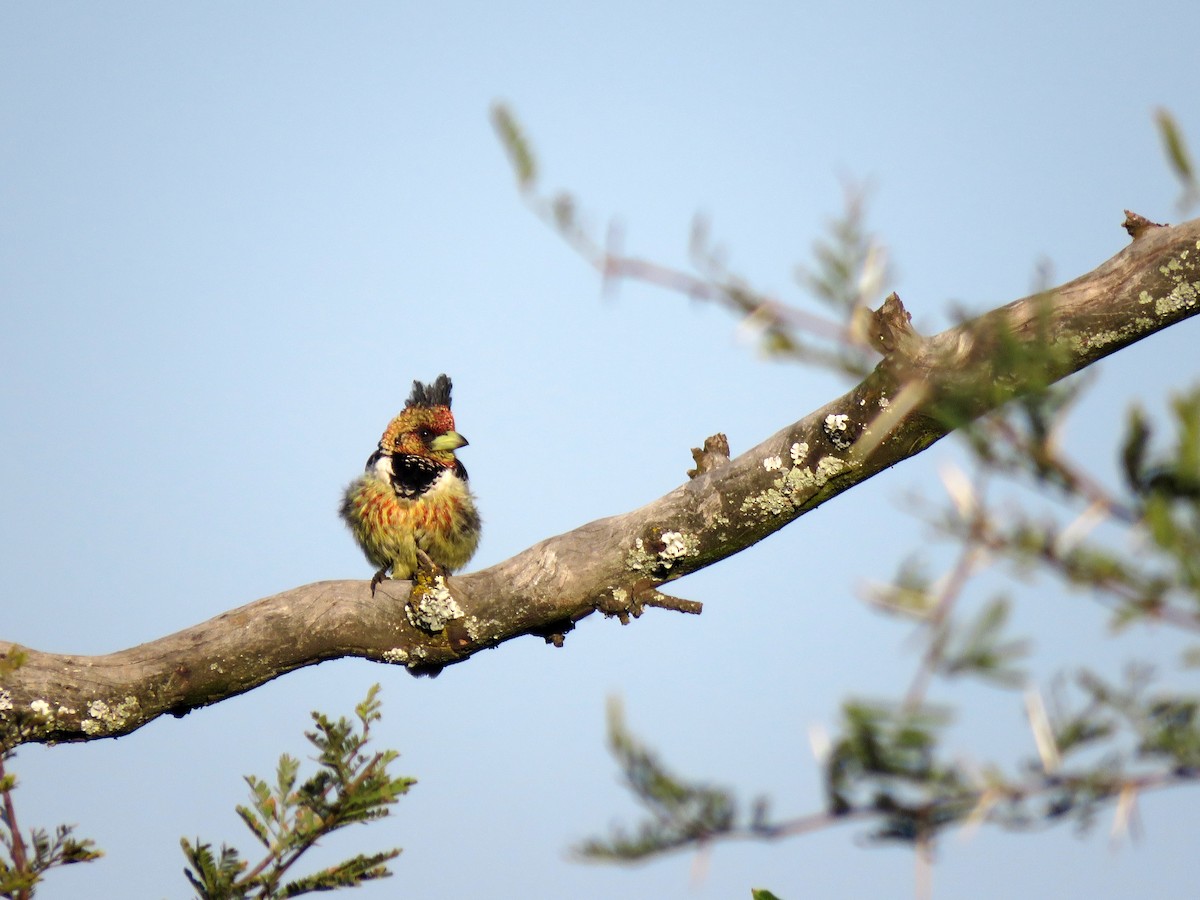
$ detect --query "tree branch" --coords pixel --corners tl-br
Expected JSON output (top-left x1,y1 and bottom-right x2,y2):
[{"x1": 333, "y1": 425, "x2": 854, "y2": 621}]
[{"x1": 2, "y1": 215, "x2": 1198, "y2": 749}]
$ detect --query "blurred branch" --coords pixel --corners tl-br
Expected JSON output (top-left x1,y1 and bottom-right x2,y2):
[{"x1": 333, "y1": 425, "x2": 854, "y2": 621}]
[
  {"x1": 683, "y1": 317, "x2": 1200, "y2": 866},
  {"x1": 491, "y1": 103, "x2": 887, "y2": 377},
  {"x1": 0, "y1": 752, "x2": 101, "y2": 898},
  {"x1": 515, "y1": 104, "x2": 1200, "y2": 870},
  {"x1": 584, "y1": 675, "x2": 1200, "y2": 863}
]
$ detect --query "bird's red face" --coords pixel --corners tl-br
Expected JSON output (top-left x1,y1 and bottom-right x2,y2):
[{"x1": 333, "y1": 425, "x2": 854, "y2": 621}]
[{"x1": 379, "y1": 405, "x2": 464, "y2": 466}]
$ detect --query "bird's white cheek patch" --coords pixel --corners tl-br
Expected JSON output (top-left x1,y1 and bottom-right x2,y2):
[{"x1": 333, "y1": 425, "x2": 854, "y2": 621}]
[
  {"x1": 372, "y1": 455, "x2": 394, "y2": 479},
  {"x1": 427, "y1": 468, "x2": 462, "y2": 496}
]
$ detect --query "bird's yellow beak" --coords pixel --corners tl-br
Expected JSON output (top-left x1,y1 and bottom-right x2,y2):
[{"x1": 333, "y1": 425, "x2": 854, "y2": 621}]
[{"x1": 430, "y1": 431, "x2": 468, "y2": 452}]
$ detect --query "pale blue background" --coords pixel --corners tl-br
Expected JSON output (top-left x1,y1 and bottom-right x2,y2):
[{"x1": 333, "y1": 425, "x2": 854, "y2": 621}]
[{"x1": 2, "y1": 3, "x2": 1199, "y2": 898}]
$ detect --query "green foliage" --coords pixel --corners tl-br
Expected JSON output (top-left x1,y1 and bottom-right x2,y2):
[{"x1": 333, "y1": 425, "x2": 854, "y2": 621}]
[
  {"x1": 935, "y1": 598, "x2": 1029, "y2": 687},
  {"x1": 1125, "y1": 389, "x2": 1200, "y2": 595},
  {"x1": 181, "y1": 685, "x2": 412, "y2": 900},
  {"x1": 1155, "y1": 108, "x2": 1198, "y2": 211},
  {"x1": 796, "y1": 186, "x2": 889, "y2": 317},
  {"x1": 0, "y1": 754, "x2": 101, "y2": 900},
  {"x1": 934, "y1": 299, "x2": 1079, "y2": 440},
  {"x1": 585, "y1": 663, "x2": 1200, "y2": 859},
  {"x1": 575, "y1": 700, "x2": 742, "y2": 860},
  {"x1": 0, "y1": 651, "x2": 27, "y2": 680},
  {"x1": 962, "y1": 386, "x2": 1200, "y2": 630},
  {"x1": 824, "y1": 701, "x2": 971, "y2": 841},
  {"x1": 1069, "y1": 668, "x2": 1200, "y2": 772},
  {"x1": 490, "y1": 102, "x2": 538, "y2": 191}
]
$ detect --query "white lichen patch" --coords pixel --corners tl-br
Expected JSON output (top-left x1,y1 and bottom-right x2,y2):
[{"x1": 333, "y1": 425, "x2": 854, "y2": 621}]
[
  {"x1": 626, "y1": 531, "x2": 700, "y2": 573},
  {"x1": 740, "y1": 454, "x2": 850, "y2": 519},
  {"x1": 763, "y1": 455, "x2": 783, "y2": 471},
  {"x1": 382, "y1": 647, "x2": 409, "y2": 664},
  {"x1": 790, "y1": 442, "x2": 809, "y2": 464},
  {"x1": 742, "y1": 486, "x2": 792, "y2": 517},
  {"x1": 659, "y1": 531, "x2": 697, "y2": 563},
  {"x1": 1145, "y1": 245, "x2": 1200, "y2": 317},
  {"x1": 1068, "y1": 329, "x2": 1126, "y2": 352},
  {"x1": 815, "y1": 456, "x2": 848, "y2": 480},
  {"x1": 0, "y1": 690, "x2": 12, "y2": 714},
  {"x1": 823, "y1": 414, "x2": 853, "y2": 450},
  {"x1": 406, "y1": 576, "x2": 463, "y2": 632},
  {"x1": 879, "y1": 396, "x2": 891, "y2": 409},
  {"x1": 626, "y1": 538, "x2": 656, "y2": 572},
  {"x1": 80, "y1": 695, "x2": 141, "y2": 736},
  {"x1": 1067, "y1": 244, "x2": 1198, "y2": 352},
  {"x1": 462, "y1": 615, "x2": 484, "y2": 642},
  {"x1": 29, "y1": 699, "x2": 51, "y2": 719},
  {"x1": 1156, "y1": 278, "x2": 1199, "y2": 316}
]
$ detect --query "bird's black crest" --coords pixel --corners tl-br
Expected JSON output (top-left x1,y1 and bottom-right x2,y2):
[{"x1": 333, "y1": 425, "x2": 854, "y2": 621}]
[{"x1": 407, "y1": 374, "x2": 453, "y2": 409}]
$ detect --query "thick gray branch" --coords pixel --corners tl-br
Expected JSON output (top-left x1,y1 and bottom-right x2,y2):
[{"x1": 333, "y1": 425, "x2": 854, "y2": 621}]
[{"x1": 3, "y1": 215, "x2": 1198, "y2": 748}]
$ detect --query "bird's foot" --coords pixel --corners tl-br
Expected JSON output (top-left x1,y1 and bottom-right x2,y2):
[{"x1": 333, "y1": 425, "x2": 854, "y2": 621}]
[{"x1": 415, "y1": 549, "x2": 446, "y2": 578}]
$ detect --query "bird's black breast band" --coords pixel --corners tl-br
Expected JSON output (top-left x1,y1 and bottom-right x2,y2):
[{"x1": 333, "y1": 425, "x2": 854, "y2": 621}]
[{"x1": 366, "y1": 450, "x2": 468, "y2": 499}]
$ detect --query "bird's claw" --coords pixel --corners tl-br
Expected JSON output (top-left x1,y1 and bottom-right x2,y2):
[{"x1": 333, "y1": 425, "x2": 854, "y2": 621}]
[
  {"x1": 415, "y1": 548, "x2": 445, "y2": 578},
  {"x1": 370, "y1": 567, "x2": 389, "y2": 596}
]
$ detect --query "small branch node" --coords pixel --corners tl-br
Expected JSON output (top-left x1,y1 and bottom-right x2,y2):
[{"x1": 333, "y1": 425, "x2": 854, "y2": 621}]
[
  {"x1": 867, "y1": 292, "x2": 922, "y2": 358},
  {"x1": 1122, "y1": 210, "x2": 1166, "y2": 240},
  {"x1": 597, "y1": 580, "x2": 703, "y2": 623},
  {"x1": 688, "y1": 433, "x2": 731, "y2": 478}
]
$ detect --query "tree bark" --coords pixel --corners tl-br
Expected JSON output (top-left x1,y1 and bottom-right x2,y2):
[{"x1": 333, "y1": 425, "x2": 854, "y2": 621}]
[{"x1": 3, "y1": 214, "x2": 1198, "y2": 750}]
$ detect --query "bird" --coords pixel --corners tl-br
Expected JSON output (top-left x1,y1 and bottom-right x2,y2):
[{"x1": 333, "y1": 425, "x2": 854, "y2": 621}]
[{"x1": 340, "y1": 375, "x2": 481, "y2": 593}]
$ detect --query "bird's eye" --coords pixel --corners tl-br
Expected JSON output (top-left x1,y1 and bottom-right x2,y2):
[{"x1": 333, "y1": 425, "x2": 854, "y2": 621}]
[{"x1": 417, "y1": 427, "x2": 433, "y2": 441}]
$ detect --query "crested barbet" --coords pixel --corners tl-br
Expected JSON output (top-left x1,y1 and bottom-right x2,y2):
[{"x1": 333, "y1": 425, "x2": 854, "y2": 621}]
[{"x1": 340, "y1": 375, "x2": 481, "y2": 592}]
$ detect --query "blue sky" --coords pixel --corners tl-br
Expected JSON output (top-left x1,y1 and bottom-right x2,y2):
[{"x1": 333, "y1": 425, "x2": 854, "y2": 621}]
[{"x1": 2, "y1": 3, "x2": 1198, "y2": 898}]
